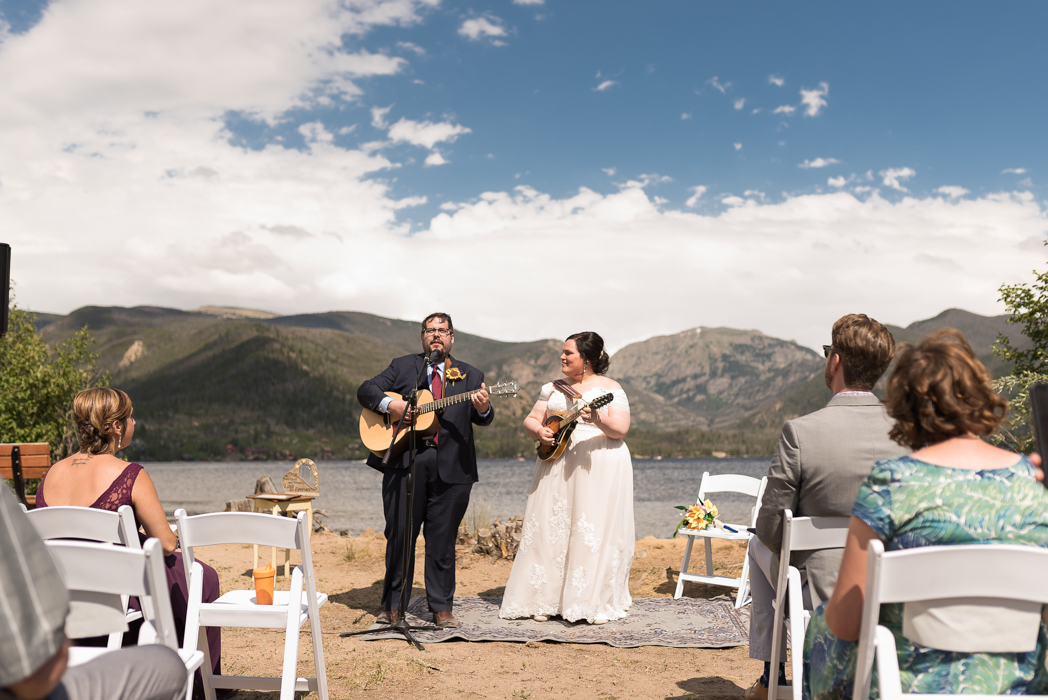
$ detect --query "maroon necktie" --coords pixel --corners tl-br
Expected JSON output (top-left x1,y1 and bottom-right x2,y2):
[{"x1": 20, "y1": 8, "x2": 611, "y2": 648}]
[{"x1": 431, "y1": 365, "x2": 442, "y2": 444}]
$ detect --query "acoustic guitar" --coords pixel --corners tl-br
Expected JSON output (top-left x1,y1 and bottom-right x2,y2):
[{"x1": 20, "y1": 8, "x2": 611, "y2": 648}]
[
  {"x1": 536, "y1": 391, "x2": 615, "y2": 462},
  {"x1": 359, "y1": 380, "x2": 519, "y2": 458}
]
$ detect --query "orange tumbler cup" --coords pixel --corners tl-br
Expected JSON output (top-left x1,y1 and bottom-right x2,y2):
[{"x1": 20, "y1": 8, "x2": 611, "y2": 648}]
[{"x1": 253, "y1": 562, "x2": 275, "y2": 605}]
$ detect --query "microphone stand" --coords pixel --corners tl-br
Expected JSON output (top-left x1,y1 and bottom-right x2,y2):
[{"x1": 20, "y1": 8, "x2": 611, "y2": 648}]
[{"x1": 341, "y1": 352, "x2": 439, "y2": 650}]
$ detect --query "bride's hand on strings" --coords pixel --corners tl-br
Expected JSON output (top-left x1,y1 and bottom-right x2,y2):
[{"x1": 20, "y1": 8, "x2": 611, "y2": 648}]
[{"x1": 538, "y1": 426, "x2": 556, "y2": 446}]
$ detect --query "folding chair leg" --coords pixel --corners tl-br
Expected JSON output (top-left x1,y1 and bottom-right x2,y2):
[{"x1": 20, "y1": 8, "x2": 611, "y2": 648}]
[
  {"x1": 787, "y1": 578, "x2": 806, "y2": 700},
  {"x1": 735, "y1": 550, "x2": 752, "y2": 608},
  {"x1": 768, "y1": 590, "x2": 786, "y2": 700},
  {"x1": 675, "y1": 537, "x2": 694, "y2": 599},
  {"x1": 280, "y1": 570, "x2": 305, "y2": 700},
  {"x1": 704, "y1": 538, "x2": 714, "y2": 577},
  {"x1": 197, "y1": 627, "x2": 216, "y2": 700},
  {"x1": 309, "y1": 592, "x2": 329, "y2": 700}
]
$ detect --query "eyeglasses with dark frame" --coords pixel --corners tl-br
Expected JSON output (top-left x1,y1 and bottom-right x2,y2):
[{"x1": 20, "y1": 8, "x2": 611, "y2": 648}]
[
  {"x1": 423, "y1": 328, "x2": 452, "y2": 337},
  {"x1": 822, "y1": 344, "x2": 834, "y2": 358}
]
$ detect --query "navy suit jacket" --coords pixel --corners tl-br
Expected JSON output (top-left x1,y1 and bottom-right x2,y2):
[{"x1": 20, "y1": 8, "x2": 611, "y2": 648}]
[{"x1": 357, "y1": 353, "x2": 494, "y2": 484}]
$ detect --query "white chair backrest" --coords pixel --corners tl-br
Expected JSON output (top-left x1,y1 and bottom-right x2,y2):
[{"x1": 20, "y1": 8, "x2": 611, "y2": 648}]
[
  {"x1": 697, "y1": 472, "x2": 764, "y2": 501},
  {"x1": 175, "y1": 509, "x2": 312, "y2": 586},
  {"x1": 854, "y1": 539, "x2": 1048, "y2": 700},
  {"x1": 25, "y1": 504, "x2": 140, "y2": 549},
  {"x1": 46, "y1": 538, "x2": 176, "y2": 648},
  {"x1": 774, "y1": 509, "x2": 851, "y2": 613}
]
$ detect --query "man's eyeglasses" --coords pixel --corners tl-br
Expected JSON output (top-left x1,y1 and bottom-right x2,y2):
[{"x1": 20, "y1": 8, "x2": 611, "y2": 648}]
[
  {"x1": 423, "y1": 328, "x2": 452, "y2": 337},
  {"x1": 822, "y1": 345, "x2": 834, "y2": 358}
]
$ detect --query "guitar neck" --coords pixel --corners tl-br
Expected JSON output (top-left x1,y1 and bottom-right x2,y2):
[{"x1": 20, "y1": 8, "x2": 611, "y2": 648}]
[{"x1": 418, "y1": 388, "x2": 481, "y2": 414}]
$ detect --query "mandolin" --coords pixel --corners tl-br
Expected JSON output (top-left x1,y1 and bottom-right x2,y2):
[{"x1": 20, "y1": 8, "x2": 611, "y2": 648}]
[
  {"x1": 359, "y1": 380, "x2": 519, "y2": 458},
  {"x1": 536, "y1": 391, "x2": 615, "y2": 462}
]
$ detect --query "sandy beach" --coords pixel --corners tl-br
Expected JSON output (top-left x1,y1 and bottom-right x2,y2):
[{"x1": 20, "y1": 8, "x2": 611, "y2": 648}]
[{"x1": 205, "y1": 530, "x2": 762, "y2": 700}]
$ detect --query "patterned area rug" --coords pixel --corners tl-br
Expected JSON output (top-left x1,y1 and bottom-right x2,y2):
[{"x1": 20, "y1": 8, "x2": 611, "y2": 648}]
[{"x1": 359, "y1": 596, "x2": 750, "y2": 648}]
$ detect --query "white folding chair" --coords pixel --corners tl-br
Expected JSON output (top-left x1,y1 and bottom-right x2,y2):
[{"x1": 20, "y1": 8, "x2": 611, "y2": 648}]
[
  {"x1": 675, "y1": 472, "x2": 767, "y2": 607},
  {"x1": 175, "y1": 509, "x2": 329, "y2": 700},
  {"x1": 768, "y1": 509, "x2": 851, "y2": 700},
  {"x1": 47, "y1": 538, "x2": 205, "y2": 700},
  {"x1": 854, "y1": 540, "x2": 1048, "y2": 700},
  {"x1": 23, "y1": 504, "x2": 142, "y2": 649}
]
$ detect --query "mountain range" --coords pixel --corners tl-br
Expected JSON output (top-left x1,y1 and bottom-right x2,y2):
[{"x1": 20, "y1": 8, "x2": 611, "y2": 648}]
[{"x1": 32, "y1": 306, "x2": 1026, "y2": 461}]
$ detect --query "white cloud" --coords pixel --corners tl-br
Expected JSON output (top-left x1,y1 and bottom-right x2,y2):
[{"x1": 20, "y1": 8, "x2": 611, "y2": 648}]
[
  {"x1": 751, "y1": 108, "x2": 762, "y2": 114},
  {"x1": 458, "y1": 16, "x2": 507, "y2": 44},
  {"x1": 733, "y1": 143, "x2": 743, "y2": 151},
  {"x1": 800, "y1": 81, "x2": 830, "y2": 117},
  {"x1": 1002, "y1": 168, "x2": 1027, "y2": 175},
  {"x1": 618, "y1": 173, "x2": 673, "y2": 190},
  {"x1": 798, "y1": 157, "x2": 840, "y2": 169},
  {"x1": 733, "y1": 98, "x2": 746, "y2": 110},
  {"x1": 936, "y1": 185, "x2": 970, "y2": 199},
  {"x1": 828, "y1": 176, "x2": 848, "y2": 188},
  {"x1": 397, "y1": 41, "x2": 425, "y2": 55},
  {"x1": 602, "y1": 167, "x2": 616, "y2": 176},
  {"x1": 594, "y1": 80, "x2": 616, "y2": 92},
  {"x1": 424, "y1": 151, "x2": 447, "y2": 166},
  {"x1": 371, "y1": 105, "x2": 392, "y2": 128},
  {"x1": 707, "y1": 76, "x2": 730, "y2": 94},
  {"x1": 880, "y1": 167, "x2": 916, "y2": 192},
  {"x1": 773, "y1": 104, "x2": 796, "y2": 115},
  {"x1": 768, "y1": 75, "x2": 785, "y2": 87},
  {"x1": 385, "y1": 117, "x2": 471, "y2": 149},
  {"x1": 681, "y1": 112, "x2": 692, "y2": 120},
  {"x1": 685, "y1": 185, "x2": 707, "y2": 207},
  {"x1": 513, "y1": 0, "x2": 544, "y2": 4}
]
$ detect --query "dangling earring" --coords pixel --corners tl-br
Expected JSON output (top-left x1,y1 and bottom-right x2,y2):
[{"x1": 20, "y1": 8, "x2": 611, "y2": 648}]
[{"x1": 116, "y1": 433, "x2": 122, "y2": 450}]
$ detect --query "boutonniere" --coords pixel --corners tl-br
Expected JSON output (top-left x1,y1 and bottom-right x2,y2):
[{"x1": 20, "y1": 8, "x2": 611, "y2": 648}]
[{"x1": 445, "y1": 366, "x2": 466, "y2": 385}]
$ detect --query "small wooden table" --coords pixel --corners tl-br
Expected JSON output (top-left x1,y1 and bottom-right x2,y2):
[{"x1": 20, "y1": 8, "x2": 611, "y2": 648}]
[{"x1": 246, "y1": 493, "x2": 316, "y2": 577}]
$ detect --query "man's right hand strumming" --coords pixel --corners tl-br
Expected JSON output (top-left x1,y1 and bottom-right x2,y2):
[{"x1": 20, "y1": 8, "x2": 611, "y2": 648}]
[{"x1": 388, "y1": 400, "x2": 415, "y2": 423}]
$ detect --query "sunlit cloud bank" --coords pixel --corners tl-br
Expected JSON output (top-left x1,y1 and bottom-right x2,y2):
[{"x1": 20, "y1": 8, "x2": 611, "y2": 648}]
[{"x1": 2, "y1": 0, "x2": 1045, "y2": 354}]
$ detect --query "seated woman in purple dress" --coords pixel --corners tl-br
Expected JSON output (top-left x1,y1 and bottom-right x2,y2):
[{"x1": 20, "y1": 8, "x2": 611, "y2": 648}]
[{"x1": 37, "y1": 387, "x2": 231, "y2": 700}]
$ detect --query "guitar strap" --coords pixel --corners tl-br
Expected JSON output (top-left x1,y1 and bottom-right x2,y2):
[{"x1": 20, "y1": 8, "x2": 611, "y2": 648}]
[{"x1": 551, "y1": 379, "x2": 582, "y2": 400}]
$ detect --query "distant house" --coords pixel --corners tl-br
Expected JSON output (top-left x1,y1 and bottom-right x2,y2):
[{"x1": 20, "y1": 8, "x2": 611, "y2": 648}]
[
  {"x1": 245, "y1": 447, "x2": 268, "y2": 461},
  {"x1": 319, "y1": 446, "x2": 333, "y2": 460}
]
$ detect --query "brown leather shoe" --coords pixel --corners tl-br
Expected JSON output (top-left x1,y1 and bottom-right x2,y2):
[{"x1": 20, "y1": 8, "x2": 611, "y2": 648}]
[
  {"x1": 375, "y1": 610, "x2": 402, "y2": 625},
  {"x1": 744, "y1": 678, "x2": 768, "y2": 700},
  {"x1": 433, "y1": 610, "x2": 460, "y2": 628}
]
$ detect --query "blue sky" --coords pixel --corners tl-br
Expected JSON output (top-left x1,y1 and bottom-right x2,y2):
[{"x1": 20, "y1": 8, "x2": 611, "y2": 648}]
[{"x1": 1, "y1": 0, "x2": 1045, "y2": 352}]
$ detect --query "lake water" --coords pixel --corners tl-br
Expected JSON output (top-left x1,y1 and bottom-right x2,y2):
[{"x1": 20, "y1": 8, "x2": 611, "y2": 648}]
[{"x1": 146, "y1": 456, "x2": 772, "y2": 541}]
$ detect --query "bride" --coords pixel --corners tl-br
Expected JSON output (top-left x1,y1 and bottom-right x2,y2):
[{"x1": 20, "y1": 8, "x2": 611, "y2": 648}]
[{"x1": 499, "y1": 331, "x2": 635, "y2": 624}]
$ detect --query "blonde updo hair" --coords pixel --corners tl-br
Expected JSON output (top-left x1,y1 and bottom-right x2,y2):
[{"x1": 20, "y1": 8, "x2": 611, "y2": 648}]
[{"x1": 74, "y1": 387, "x2": 133, "y2": 455}]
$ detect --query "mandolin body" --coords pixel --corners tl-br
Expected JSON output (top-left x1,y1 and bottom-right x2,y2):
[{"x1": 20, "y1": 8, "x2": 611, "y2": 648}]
[{"x1": 536, "y1": 414, "x2": 576, "y2": 462}]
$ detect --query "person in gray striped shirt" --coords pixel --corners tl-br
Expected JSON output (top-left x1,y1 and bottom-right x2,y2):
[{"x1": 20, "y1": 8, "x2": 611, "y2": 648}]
[{"x1": 0, "y1": 483, "x2": 187, "y2": 700}]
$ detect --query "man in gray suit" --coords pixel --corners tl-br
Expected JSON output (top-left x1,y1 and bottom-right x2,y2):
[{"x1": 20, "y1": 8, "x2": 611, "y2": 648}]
[{"x1": 745, "y1": 314, "x2": 903, "y2": 700}]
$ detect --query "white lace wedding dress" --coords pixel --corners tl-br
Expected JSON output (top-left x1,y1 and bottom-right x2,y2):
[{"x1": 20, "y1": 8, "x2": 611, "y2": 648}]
[{"x1": 499, "y1": 383, "x2": 635, "y2": 624}]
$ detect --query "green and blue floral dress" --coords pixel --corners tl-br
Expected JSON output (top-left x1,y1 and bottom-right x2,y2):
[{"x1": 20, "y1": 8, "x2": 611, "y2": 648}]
[{"x1": 804, "y1": 455, "x2": 1048, "y2": 699}]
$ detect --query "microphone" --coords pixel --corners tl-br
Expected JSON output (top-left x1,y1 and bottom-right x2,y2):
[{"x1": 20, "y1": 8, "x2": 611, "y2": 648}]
[{"x1": 426, "y1": 349, "x2": 441, "y2": 364}]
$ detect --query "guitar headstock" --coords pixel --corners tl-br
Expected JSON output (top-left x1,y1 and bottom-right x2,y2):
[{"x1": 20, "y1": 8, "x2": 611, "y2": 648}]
[
  {"x1": 590, "y1": 392, "x2": 614, "y2": 410},
  {"x1": 488, "y1": 380, "x2": 519, "y2": 397}
]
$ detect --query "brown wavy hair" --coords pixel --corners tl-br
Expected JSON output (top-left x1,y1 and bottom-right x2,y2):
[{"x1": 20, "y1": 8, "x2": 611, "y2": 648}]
[
  {"x1": 884, "y1": 328, "x2": 1008, "y2": 449},
  {"x1": 74, "y1": 388, "x2": 133, "y2": 455}
]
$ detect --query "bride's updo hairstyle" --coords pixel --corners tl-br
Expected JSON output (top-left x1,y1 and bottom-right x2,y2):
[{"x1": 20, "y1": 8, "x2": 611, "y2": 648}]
[
  {"x1": 567, "y1": 331, "x2": 610, "y2": 375},
  {"x1": 74, "y1": 387, "x2": 133, "y2": 455},
  {"x1": 884, "y1": 328, "x2": 1008, "y2": 450}
]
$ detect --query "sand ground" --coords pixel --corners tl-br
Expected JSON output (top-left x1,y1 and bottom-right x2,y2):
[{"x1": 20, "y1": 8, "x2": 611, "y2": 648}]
[{"x1": 202, "y1": 530, "x2": 767, "y2": 700}]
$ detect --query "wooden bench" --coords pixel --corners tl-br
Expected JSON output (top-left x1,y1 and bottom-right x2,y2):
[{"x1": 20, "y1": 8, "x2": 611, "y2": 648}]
[{"x1": 0, "y1": 443, "x2": 52, "y2": 509}]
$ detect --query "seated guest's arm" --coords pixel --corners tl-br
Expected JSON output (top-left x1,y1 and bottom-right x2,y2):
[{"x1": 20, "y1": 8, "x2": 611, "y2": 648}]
[
  {"x1": 823, "y1": 516, "x2": 882, "y2": 642},
  {"x1": 130, "y1": 471, "x2": 178, "y2": 555},
  {"x1": 755, "y1": 422, "x2": 802, "y2": 551}
]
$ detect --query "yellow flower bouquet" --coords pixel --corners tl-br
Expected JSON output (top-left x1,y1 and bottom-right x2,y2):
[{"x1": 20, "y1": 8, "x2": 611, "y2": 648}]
[{"x1": 672, "y1": 499, "x2": 720, "y2": 537}]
